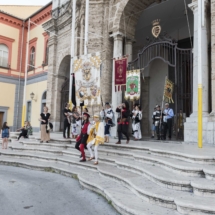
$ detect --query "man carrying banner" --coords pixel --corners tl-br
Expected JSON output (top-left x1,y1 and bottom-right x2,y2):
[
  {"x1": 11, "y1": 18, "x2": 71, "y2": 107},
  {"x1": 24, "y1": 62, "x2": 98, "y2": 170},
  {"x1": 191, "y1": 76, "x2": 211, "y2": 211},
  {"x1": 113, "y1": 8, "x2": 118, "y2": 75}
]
[{"x1": 163, "y1": 103, "x2": 174, "y2": 140}]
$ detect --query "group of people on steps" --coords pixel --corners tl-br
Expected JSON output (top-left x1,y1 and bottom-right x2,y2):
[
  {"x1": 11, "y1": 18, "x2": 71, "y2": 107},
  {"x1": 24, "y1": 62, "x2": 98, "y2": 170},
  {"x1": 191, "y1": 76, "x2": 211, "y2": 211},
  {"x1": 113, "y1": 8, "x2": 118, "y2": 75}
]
[{"x1": 1, "y1": 101, "x2": 174, "y2": 156}]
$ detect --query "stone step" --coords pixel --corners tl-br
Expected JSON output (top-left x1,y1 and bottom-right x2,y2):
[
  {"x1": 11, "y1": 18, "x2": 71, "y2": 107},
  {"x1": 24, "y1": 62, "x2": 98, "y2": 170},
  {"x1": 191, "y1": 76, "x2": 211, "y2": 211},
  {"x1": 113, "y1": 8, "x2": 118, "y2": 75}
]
[
  {"x1": 115, "y1": 157, "x2": 215, "y2": 195},
  {"x1": 9, "y1": 146, "x2": 63, "y2": 155},
  {"x1": 34, "y1": 137, "x2": 73, "y2": 144},
  {"x1": 3, "y1": 146, "x2": 215, "y2": 197},
  {"x1": 101, "y1": 143, "x2": 215, "y2": 164},
  {"x1": 0, "y1": 157, "x2": 180, "y2": 215},
  {"x1": 19, "y1": 141, "x2": 73, "y2": 149},
  {"x1": 10, "y1": 132, "x2": 20, "y2": 135},
  {"x1": 65, "y1": 147, "x2": 215, "y2": 183},
  {"x1": 18, "y1": 141, "x2": 210, "y2": 178},
  {"x1": 0, "y1": 150, "x2": 97, "y2": 171},
  {"x1": 1, "y1": 156, "x2": 215, "y2": 215},
  {"x1": 98, "y1": 148, "x2": 206, "y2": 177},
  {"x1": 19, "y1": 140, "x2": 215, "y2": 181},
  {"x1": 66, "y1": 147, "x2": 215, "y2": 197},
  {"x1": 98, "y1": 164, "x2": 215, "y2": 214}
]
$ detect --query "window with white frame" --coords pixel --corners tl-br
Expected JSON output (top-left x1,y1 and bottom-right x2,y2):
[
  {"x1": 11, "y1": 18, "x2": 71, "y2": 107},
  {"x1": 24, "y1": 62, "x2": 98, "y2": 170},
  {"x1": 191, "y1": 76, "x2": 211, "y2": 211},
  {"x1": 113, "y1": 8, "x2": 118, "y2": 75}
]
[
  {"x1": 41, "y1": 91, "x2": 47, "y2": 113},
  {"x1": 26, "y1": 101, "x2": 32, "y2": 122},
  {"x1": 0, "y1": 44, "x2": 9, "y2": 68},
  {"x1": 29, "y1": 47, "x2": 35, "y2": 71}
]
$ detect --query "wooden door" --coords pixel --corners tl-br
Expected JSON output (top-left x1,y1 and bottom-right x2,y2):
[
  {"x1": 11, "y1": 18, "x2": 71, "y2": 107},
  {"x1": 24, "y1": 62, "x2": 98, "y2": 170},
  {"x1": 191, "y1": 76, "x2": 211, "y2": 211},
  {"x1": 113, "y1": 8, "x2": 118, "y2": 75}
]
[{"x1": 0, "y1": 112, "x2": 4, "y2": 129}]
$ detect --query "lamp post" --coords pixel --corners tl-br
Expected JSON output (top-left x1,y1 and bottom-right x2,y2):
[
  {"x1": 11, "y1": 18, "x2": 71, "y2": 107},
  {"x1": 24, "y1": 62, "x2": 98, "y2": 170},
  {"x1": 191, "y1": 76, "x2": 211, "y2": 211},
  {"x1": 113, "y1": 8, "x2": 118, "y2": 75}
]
[{"x1": 30, "y1": 92, "x2": 37, "y2": 102}]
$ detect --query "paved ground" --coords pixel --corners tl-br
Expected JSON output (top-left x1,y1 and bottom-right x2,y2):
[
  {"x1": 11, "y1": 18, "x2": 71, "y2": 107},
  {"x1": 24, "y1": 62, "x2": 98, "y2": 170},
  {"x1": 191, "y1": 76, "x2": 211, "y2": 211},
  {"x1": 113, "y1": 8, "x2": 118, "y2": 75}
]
[{"x1": 0, "y1": 166, "x2": 120, "y2": 215}]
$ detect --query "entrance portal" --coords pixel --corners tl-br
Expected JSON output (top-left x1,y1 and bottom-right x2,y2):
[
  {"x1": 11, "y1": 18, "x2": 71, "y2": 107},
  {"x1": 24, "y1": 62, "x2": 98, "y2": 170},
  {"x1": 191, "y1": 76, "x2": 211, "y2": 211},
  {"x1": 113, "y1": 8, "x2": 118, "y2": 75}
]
[
  {"x1": 128, "y1": 35, "x2": 193, "y2": 140},
  {"x1": 60, "y1": 78, "x2": 69, "y2": 130},
  {"x1": 0, "y1": 112, "x2": 3, "y2": 128},
  {"x1": 57, "y1": 55, "x2": 71, "y2": 131}
]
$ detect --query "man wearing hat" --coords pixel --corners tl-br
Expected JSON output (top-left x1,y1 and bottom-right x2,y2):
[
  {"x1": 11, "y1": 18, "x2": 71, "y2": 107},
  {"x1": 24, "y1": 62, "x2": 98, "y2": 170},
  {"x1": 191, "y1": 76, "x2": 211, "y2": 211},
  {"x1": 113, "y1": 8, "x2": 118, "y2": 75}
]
[
  {"x1": 87, "y1": 115, "x2": 105, "y2": 165},
  {"x1": 100, "y1": 102, "x2": 114, "y2": 143},
  {"x1": 75, "y1": 112, "x2": 91, "y2": 162},
  {"x1": 163, "y1": 103, "x2": 174, "y2": 140},
  {"x1": 153, "y1": 105, "x2": 163, "y2": 140}
]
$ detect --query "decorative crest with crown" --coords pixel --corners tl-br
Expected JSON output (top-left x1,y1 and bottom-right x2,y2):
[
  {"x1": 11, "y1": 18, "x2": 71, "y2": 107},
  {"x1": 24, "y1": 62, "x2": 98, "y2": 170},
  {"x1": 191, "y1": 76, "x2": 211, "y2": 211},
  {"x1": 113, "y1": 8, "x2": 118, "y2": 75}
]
[{"x1": 152, "y1": 19, "x2": 161, "y2": 38}]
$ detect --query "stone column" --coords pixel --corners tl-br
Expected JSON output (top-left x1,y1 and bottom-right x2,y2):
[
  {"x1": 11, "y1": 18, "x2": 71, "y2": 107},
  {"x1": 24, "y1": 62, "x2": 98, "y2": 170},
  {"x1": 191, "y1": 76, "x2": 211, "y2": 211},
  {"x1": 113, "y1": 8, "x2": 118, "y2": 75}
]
[
  {"x1": 211, "y1": 0, "x2": 215, "y2": 113},
  {"x1": 46, "y1": 35, "x2": 59, "y2": 131},
  {"x1": 125, "y1": 39, "x2": 133, "y2": 62},
  {"x1": 184, "y1": 0, "x2": 210, "y2": 143},
  {"x1": 189, "y1": 0, "x2": 209, "y2": 115},
  {"x1": 111, "y1": 34, "x2": 123, "y2": 137}
]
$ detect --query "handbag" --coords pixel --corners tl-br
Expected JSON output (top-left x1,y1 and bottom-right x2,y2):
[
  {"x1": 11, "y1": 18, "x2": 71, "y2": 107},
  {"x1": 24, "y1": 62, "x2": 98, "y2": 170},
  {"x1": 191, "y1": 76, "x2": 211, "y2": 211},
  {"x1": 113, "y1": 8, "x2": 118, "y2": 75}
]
[{"x1": 49, "y1": 122, "x2": 53, "y2": 130}]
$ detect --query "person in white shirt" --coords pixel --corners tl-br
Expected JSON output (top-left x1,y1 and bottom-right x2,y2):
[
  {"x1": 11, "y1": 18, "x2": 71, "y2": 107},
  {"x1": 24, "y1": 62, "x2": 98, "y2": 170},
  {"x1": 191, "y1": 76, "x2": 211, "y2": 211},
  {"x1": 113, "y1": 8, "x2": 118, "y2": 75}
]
[
  {"x1": 163, "y1": 103, "x2": 174, "y2": 140},
  {"x1": 100, "y1": 102, "x2": 114, "y2": 143},
  {"x1": 131, "y1": 105, "x2": 136, "y2": 135},
  {"x1": 132, "y1": 104, "x2": 142, "y2": 140}
]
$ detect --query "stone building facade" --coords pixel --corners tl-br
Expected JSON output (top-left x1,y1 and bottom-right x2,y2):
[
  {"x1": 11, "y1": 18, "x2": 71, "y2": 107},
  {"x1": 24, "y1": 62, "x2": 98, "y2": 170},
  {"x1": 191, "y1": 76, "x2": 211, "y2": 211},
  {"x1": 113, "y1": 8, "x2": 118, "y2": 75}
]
[{"x1": 43, "y1": 0, "x2": 215, "y2": 145}]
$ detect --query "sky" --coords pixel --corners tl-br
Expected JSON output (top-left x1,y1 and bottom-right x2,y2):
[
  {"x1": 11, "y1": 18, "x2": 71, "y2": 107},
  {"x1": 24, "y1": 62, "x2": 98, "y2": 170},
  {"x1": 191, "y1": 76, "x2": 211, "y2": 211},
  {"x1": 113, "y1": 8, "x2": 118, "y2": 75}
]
[{"x1": 0, "y1": 0, "x2": 51, "y2": 5}]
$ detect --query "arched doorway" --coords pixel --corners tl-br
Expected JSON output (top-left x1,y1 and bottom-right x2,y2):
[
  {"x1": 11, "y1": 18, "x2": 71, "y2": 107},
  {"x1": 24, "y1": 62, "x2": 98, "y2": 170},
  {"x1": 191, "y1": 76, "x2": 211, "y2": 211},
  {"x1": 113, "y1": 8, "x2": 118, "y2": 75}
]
[
  {"x1": 112, "y1": 0, "x2": 193, "y2": 140},
  {"x1": 57, "y1": 55, "x2": 71, "y2": 131}
]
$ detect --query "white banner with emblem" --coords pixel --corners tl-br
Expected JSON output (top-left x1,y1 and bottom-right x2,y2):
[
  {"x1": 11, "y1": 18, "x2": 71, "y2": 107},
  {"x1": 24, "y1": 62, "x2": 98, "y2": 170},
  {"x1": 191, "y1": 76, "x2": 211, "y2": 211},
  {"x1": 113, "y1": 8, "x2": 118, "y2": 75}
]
[{"x1": 74, "y1": 52, "x2": 102, "y2": 106}]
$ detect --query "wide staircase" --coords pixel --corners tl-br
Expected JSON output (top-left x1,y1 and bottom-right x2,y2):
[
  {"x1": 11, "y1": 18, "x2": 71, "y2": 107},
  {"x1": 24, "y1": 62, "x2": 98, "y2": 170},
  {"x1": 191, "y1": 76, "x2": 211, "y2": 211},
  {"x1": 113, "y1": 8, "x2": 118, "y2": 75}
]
[{"x1": 1, "y1": 132, "x2": 215, "y2": 215}]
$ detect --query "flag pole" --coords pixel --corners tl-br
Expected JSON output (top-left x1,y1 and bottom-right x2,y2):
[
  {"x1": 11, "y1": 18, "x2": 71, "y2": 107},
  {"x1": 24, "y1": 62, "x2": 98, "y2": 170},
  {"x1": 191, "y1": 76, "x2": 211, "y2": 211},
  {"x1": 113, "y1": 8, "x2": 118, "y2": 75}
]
[
  {"x1": 22, "y1": 18, "x2": 30, "y2": 126},
  {"x1": 160, "y1": 75, "x2": 168, "y2": 138},
  {"x1": 198, "y1": 0, "x2": 203, "y2": 148},
  {"x1": 84, "y1": 0, "x2": 89, "y2": 55},
  {"x1": 69, "y1": 0, "x2": 77, "y2": 107}
]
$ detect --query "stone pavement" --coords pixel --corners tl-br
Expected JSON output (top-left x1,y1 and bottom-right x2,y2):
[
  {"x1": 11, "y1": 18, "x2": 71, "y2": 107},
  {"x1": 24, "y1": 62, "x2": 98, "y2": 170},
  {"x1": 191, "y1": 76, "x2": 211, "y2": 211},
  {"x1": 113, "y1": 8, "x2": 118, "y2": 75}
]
[
  {"x1": 0, "y1": 132, "x2": 215, "y2": 215},
  {"x1": 0, "y1": 165, "x2": 120, "y2": 215}
]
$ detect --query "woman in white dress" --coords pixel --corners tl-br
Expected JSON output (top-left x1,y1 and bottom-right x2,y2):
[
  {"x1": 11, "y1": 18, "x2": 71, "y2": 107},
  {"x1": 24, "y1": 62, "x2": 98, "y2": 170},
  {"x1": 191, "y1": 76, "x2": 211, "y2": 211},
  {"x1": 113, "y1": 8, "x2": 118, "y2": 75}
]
[{"x1": 132, "y1": 104, "x2": 142, "y2": 140}]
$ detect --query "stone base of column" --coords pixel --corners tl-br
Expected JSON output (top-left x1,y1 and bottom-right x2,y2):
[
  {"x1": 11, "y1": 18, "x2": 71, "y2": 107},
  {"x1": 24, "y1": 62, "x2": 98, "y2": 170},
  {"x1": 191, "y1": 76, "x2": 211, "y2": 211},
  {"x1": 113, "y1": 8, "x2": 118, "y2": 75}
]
[
  {"x1": 184, "y1": 113, "x2": 215, "y2": 145},
  {"x1": 53, "y1": 121, "x2": 60, "y2": 132}
]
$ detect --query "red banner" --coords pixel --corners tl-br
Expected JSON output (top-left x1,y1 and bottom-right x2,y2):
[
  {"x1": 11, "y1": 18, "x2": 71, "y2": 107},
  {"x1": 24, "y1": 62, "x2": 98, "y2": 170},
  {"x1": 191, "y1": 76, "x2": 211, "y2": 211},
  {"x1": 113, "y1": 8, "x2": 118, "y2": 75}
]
[{"x1": 114, "y1": 58, "x2": 127, "y2": 91}]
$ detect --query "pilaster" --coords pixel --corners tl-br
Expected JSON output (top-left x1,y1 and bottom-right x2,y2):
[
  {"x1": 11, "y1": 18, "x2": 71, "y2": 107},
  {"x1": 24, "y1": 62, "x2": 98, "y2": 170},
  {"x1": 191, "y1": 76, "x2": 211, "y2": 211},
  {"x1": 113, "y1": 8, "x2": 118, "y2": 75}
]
[
  {"x1": 111, "y1": 33, "x2": 123, "y2": 136},
  {"x1": 184, "y1": 0, "x2": 212, "y2": 144},
  {"x1": 46, "y1": 35, "x2": 59, "y2": 131}
]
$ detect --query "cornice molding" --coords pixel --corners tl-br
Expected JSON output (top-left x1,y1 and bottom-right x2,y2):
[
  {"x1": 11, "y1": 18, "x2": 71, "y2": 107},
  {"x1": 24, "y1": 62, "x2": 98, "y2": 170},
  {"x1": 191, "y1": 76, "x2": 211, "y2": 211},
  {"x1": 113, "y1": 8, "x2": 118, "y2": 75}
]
[
  {"x1": 29, "y1": 4, "x2": 52, "y2": 30},
  {"x1": 0, "y1": 12, "x2": 23, "y2": 28},
  {"x1": 0, "y1": 35, "x2": 15, "y2": 43},
  {"x1": 29, "y1": 37, "x2": 38, "y2": 44}
]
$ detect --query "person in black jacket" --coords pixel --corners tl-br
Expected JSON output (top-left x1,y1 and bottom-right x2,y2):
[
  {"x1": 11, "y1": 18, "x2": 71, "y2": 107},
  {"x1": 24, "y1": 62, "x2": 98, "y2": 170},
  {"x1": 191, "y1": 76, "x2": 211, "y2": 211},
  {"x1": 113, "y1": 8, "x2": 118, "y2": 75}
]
[
  {"x1": 116, "y1": 101, "x2": 130, "y2": 144},
  {"x1": 17, "y1": 121, "x2": 28, "y2": 141},
  {"x1": 63, "y1": 103, "x2": 72, "y2": 139}
]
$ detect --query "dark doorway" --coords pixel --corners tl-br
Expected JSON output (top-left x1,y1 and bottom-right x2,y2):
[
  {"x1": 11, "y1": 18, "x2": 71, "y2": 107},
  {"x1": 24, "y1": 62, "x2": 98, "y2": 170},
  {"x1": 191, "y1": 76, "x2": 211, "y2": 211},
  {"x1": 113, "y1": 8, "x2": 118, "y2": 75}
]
[
  {"x1": 128, "y1": 35, "x2": 193, "y2": 140},
  {"x1": 60, "y1": 78, "x2": 69, "y2": 131},
  {"x1": 0, "y1": 112, "x2": 4, "y2": 128}
]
